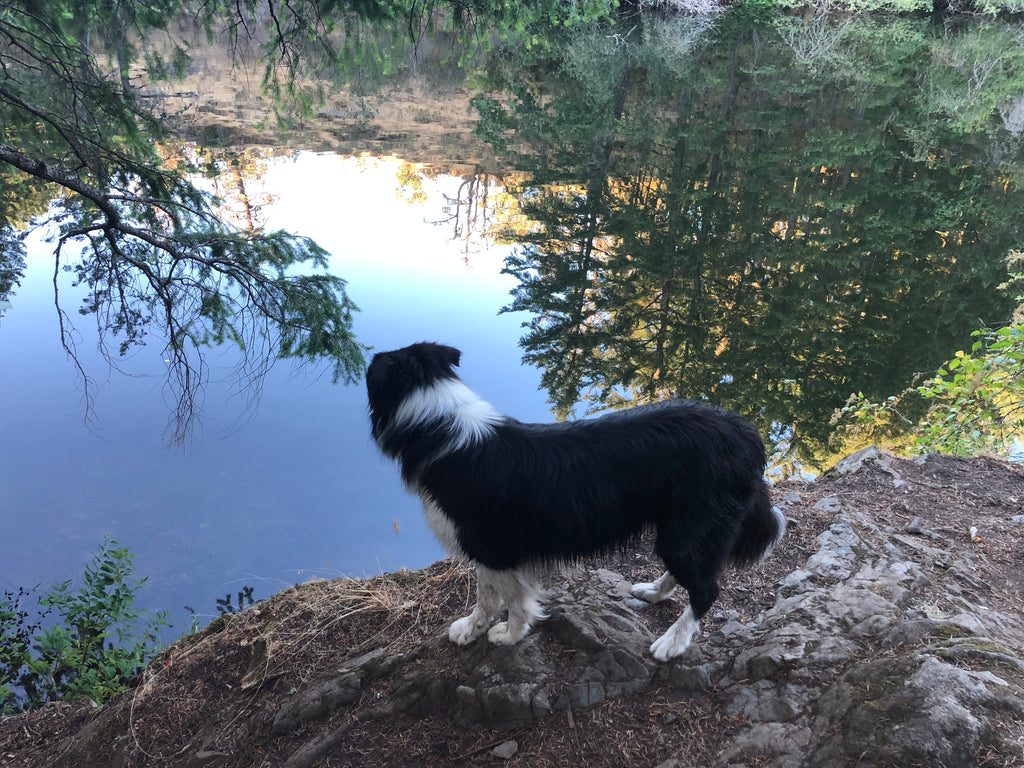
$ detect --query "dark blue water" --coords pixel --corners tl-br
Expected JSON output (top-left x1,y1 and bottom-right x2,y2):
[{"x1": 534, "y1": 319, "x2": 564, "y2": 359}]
[{"x1": 0, "y1": 155, "x2": 550, "y2": 637}]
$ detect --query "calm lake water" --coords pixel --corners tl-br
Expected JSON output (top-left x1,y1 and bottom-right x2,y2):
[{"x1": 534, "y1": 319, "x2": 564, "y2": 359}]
[
  {"x1": 2, "y1": 9, "x2": 1022, "y2": 637},
  {"x1": 1, "y1": 157, "x2": 552, "y2": 635}
]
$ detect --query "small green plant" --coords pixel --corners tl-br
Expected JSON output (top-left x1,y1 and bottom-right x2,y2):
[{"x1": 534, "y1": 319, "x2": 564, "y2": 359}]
[
  {"x1": 216, "y1": 585, "x2": 256, "y2": 616},
  {"x1": 0, "y1": 537, "x2": 169, "y2": 713}
]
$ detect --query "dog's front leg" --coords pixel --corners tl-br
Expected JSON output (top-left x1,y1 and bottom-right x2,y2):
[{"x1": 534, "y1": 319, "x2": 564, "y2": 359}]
[
  {"x1": 650, "y1": 605, "x2": 700, "y2": 660},
  {"x1": 449, "y1": 565, "x2": 503, "y2": 645}
]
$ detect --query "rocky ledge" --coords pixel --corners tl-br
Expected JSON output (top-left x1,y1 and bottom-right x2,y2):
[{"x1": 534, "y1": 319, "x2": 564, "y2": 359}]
[{"x1": 2, "y1": 449, "x2": 1023, "y2": 767}]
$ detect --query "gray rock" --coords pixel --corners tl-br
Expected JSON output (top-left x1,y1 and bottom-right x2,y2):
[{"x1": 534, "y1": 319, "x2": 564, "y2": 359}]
[
  {"x1": 270, "y1": 671, "x2": 362, "y2": 735},
  {"x1": 803, "y1": 522, "x2": 866, "y2": 580},
  {"x1": 455, "y1": 684, "x2": 481, "y2": 722},
  {"x1": 561, "y1": 681, "x2": 606, "y2": 709},
  {"x1": 808, "y1": 653, "x2": 1024, "y2": 767},
  {"x1": 718, "y1": 722, "x2": 813, "y2": 766},
  {"x1": 491, "y1": 740, "x2": 518, "y2": 759},
  {"x1": 479, "y1": 682, "x2": 538, "y2": 725},
  {"x1": 832, "y1": 446, "x2": 906, "y2": 487},
  {"x1": 725, "y1": 679, "x2": 804, "y2": 722},
  {"x1": 812, "y1": 496, "x2": 842, "y2": 513}
]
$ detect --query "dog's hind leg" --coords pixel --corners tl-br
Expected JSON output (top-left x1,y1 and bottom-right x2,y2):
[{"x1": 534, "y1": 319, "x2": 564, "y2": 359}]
[
  {"x1": 449, "y1": 565, "x2": 505, "y2": 645},
  {"x1": 486, "y1": 568, "x2": 545, "y2": 646},
  {"x1": 630, "y1": 571, "x2": 677, "y2": 603}
]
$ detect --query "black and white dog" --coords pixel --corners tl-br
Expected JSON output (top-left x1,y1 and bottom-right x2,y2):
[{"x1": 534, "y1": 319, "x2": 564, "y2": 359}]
[{"x1": 366, "y1": 342, "x2": 784, "y2": 660}]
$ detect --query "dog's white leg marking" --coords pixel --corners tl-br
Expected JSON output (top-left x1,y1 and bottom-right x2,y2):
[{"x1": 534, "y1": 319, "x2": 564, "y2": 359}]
[
  {"x1": 650, "y1": 605, "x2": 700, "y2": 661},
  {"x1": 487, "y1": 568, "x2": 545, "y2": 646},
  {"x1": 631, "y1": 571, "x2": 678, "y2": 603},
  {"x1": 449, "y1": 566, "x2": 503, "y2": 645}
]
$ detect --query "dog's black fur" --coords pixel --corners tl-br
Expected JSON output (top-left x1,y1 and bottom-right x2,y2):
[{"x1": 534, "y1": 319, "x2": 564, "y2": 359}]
[{"x1": 367, "y1": 342, "x2": 784, "y2": 659}]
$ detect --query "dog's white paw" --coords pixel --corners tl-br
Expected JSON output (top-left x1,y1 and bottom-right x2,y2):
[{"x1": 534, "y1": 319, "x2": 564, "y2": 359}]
[
  {"x1": 449, "y1": 615, "x2": 486, "y2": 645},
  {"x1": 631, "y1": 582, "x2": 664, "y2": 603},
  {"x1": 631, "y1": 571, "x2": 677, "y2": 603},
  {"x1": 487, "y1": 621, "x2": 527, "y2": 645},
  {"x1": 650, "y1": 630, "x2": 691, "y2": 661},
  {"x1": 650, "y1": 609, "x2": 699, "y2": 661}
]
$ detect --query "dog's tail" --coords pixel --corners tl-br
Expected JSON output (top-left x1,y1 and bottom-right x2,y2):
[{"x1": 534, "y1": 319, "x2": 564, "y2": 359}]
[{"x1": 730, "y1": 481, "x2": 785, "y2": 567}]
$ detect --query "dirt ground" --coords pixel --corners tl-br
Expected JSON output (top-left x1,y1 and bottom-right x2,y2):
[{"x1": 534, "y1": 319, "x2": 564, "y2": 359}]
[{"x1": 1, "y1": 451, "x2": 1022, "y2": 768}]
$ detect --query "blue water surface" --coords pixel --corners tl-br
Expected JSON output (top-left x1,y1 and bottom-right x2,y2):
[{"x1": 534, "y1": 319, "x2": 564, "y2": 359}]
[{"x1": 0, "y1": 154, "x2": 550, "y2": 637}]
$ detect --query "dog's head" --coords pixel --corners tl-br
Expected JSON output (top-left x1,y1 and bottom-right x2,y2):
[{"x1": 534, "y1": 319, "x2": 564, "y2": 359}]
[{"x1": 366, "y1": 342, "x2": 462, "y2": 438}]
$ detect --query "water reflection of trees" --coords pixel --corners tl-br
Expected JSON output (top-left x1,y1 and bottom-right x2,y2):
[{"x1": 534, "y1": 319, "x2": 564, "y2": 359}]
[
  {"x1": 0, "y1": 172, "x2": 51, "y2": 315},
  {"x1": 435, "y1": 173, "x2": 501, "y2": 263},
  {"x1": 473, "y1": 12, "x2": 1023, "y2": 470},
  {"x1": 0, "y1": 142, "x2": 362, "y2": 442}
]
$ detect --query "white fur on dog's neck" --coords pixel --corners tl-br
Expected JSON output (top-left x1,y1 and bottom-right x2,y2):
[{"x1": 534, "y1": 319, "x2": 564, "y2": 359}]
[{"x1": 388, "y1": 377, "x2": 504, "y2": 452}]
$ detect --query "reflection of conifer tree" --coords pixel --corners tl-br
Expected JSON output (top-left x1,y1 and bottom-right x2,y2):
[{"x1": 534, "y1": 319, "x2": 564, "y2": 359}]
[
  {"x1": 481, "y1": 16, "x2": 1020, "y2": 468},
  {"x1": 503, "y1": 193, "x2": 608, "y2": 418},
  {"x1": 604, "y1": 67, "x2": 742, "y2": 409},
  {"x1": 496, "y1": 45, "x2": 630, "y2": 417}
]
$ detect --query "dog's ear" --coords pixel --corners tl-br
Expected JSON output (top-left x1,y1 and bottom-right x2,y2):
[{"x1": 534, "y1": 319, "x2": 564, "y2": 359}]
[{"x1": 440, "y1": 344, "x2": 461, "y2": 369}]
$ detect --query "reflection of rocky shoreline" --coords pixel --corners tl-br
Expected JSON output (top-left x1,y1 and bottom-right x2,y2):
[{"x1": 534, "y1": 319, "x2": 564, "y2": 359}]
[{"x1": 137, "y1": 25, "x2": 492, "y2": 171}]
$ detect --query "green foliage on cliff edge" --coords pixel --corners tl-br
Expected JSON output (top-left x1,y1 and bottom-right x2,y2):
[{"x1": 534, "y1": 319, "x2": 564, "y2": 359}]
[
  {"x1": 834, "y1": 324, "x2": 1024, "y2": 458},
  {"x1": 0, "y1": 538, "x2": 168, "y2": 715}
]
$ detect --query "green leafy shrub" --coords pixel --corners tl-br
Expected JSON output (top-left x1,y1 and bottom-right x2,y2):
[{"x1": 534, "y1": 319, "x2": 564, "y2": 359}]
[
  {"x1": 0, "y1": 538, "x2": 168, "y2": 713},
  {"x1": 834, "y1": 325, "x2": 1024, "y2": 458},
  {"x1": 834, "y1": 252, "x2": 1024, "y2": 460}
]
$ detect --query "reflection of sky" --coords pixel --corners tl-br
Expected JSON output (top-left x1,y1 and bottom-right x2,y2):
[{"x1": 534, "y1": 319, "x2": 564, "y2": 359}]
[{"x1": 0, "y1": 153, "x2": 549, "y2": 638}]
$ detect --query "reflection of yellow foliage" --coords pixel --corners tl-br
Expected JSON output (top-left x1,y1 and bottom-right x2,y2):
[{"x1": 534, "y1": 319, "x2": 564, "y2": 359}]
[
  {"x1": 157, "y1": 142, "x2": 281, "y2": 232},
  {"x1": 0, "y1": 167, "x2": 60, "y2": 230},
  {"x1": 481, "y1": 172, "x2": 530, "y2": 242},
  {"x1": 396, "y1": 161, "x2": 428, "y2": 205}
]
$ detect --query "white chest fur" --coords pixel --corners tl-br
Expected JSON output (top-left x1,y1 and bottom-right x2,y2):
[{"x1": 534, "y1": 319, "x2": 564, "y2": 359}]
[{"x1": 420, "y1": 497, "x2": 467, "y2": 561}]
